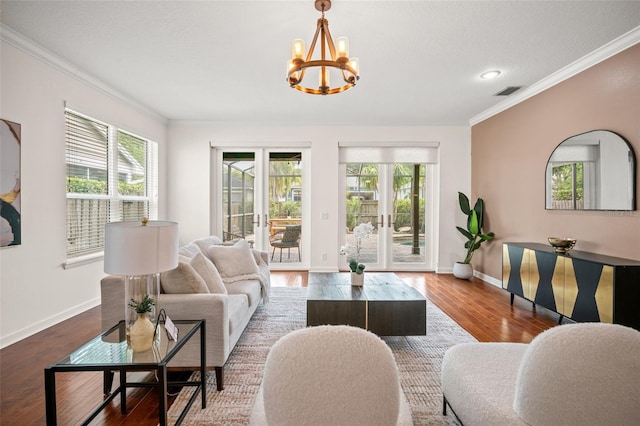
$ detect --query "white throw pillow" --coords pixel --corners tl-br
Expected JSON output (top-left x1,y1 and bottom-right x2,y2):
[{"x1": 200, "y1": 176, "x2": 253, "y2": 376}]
[
  {"x1": 190, "y1": 252, "x2": 227, "y2": 294},
  {"x1": 193, "y1": 235, "x2": 223, "y2": 254},
  {"x1": 208, "y1": 239, "x2": 260, "y2": 278},
  {"x1": 160, "y1": 256, "x2": 210, "y2": 294},
  {"x1": 178, "y1": 242, "x2": 201, "y2": 259}
]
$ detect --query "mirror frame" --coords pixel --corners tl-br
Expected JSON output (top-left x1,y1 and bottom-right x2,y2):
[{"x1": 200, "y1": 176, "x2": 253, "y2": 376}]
[{"x1": 545, "y1": 130, "x2": 636, "y2": 211}]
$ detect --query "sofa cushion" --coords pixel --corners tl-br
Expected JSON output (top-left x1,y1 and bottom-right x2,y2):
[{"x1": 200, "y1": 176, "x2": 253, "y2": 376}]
[
  {"x1": 207, "y1": 239, "x2": 259, "y2": 278},
  {"x1": 190, "y1": 253, "x2": 227, "y2": 294},
  {"x1": 193, "y1": 235, "x2": 223, "y2": 254},
  {"x1": 227, "y1": 293, "x2": 249, "y2": 337},
  {"x1": 178, "y1": 242, "x2": 201, "y2": 259},
  {"x1": 226, "y1": 280, "x2": 262, "y2": 308},
  {"x1": 160, "y1": 256, "x2": 210, "y2": 294}
]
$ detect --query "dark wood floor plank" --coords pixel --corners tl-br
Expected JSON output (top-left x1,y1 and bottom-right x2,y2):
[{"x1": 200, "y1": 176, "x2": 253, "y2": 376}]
[{"x1": 0, "y1": 272, "x2": 556, "y2": 425}]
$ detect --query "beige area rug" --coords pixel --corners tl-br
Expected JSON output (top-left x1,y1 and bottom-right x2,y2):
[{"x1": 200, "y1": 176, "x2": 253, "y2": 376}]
[{"x1": 167, "y1": 287, "x2": 475, "y2": 425}]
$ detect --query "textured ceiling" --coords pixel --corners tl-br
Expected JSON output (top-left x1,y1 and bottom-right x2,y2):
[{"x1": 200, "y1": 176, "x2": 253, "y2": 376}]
[{"x1": 1, "y1": 1, "x2": 639, "y2": 125}]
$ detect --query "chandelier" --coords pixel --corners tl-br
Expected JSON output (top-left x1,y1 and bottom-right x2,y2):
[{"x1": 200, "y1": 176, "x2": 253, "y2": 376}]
[{"x1": 287, "y1": 0, "x2": 359, "y2": 95}]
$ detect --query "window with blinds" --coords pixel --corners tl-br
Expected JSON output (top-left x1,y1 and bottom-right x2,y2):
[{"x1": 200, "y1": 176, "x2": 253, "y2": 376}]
[{"x1": 65, "y1": 109, "x2": 158, "y2": 258}]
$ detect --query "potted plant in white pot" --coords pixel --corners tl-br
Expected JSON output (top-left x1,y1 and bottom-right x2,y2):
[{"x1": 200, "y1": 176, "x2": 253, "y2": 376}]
[
  {"x1": 454, "y1": 192, "x2": 495, "y2": 279},
  {"x1": 340, "y1": 222, "x2": 374, "y2": 286}
]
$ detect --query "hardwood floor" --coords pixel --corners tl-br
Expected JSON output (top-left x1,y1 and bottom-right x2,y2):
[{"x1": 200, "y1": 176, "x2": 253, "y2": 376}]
[{"x1": 0, "y1": 272, "x2": 558, "y2": 425}]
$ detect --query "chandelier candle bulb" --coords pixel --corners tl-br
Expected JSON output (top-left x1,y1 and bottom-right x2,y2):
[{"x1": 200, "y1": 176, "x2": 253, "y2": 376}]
[
  {"x1": 336, "y1": 37, "x2": 349, "y2": 58},
  {"x1": 350, "y1": 58, "x2": 359, "y2": 76},
  {"x1": 292, "y1": 39, "x2": 305, "y2": 59},
  {"x1": 287, "y1": 60, "x2": 299, "y2": 81}
]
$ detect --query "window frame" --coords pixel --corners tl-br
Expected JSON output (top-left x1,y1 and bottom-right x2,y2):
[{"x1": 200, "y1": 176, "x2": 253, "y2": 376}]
[{"x1": 64, "y1": 108, "x2": 158, "y2": 266}]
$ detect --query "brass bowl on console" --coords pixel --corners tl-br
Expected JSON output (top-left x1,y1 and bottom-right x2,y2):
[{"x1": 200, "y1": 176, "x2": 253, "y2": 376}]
[{"x1": 548, "y1": 237, "x2": 577, "y2": 254}]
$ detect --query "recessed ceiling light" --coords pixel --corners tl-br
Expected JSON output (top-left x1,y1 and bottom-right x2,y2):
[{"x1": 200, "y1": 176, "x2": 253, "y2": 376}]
[{"x1": 480, "y1": 70, "x2": 501, "y2": 80}]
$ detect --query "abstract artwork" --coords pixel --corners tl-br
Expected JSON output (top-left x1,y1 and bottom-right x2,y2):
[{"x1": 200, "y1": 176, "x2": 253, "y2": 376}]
[{"x1": 1, "y1": 119, "x2": 21, "y2": 247}]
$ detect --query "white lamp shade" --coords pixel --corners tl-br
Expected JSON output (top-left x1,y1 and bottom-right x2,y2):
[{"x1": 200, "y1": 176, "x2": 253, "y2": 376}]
[{"x1": 104, "y1": 221, "x2": 179, "y2": 275}]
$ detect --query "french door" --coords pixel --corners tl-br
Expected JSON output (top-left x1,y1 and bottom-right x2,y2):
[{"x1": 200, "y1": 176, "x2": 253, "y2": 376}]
[
  {"x1": 340, "y1": 145, "x2": 437, "y2": 271},
  {"x1": 212, "y1": 147, "x2": 308, "y2": 270}
]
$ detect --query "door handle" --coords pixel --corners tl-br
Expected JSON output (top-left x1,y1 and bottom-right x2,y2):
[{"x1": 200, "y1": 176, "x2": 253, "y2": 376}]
[
  {"x1": 253, "y1": 214, "x2": 261, "y2": 227},
  {"x1": 388, "y1": 215, "x2": 392, "y2": 229},
  {"x1": 380, "y1": 214, "x2": 384, "y2": 228}
]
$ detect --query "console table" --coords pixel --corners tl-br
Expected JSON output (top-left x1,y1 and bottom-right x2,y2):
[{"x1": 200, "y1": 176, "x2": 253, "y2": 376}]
[{"x1": 502, "y1": 243, "x2": 640, "y2": 330}]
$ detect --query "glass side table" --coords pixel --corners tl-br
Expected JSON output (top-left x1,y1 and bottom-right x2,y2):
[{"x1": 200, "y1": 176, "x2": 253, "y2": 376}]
[{"x1": 44, "y1": 319, "x2": 206, "y2": 426}]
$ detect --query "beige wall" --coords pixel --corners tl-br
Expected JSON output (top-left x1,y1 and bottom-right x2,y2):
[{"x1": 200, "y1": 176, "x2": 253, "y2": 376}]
[{"x1": 472, "y1": 44, "x2": 640, "y2": 280}]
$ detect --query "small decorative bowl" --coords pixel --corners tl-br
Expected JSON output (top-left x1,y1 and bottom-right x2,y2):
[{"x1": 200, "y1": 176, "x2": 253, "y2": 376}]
[{"x1": 548, "y1": 237, "x2": 577, "y2": 254}]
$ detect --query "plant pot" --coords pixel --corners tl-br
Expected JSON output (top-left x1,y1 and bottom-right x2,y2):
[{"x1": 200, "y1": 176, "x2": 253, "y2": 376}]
[
  {"x1": 453, "y1": 262, "x2": 473, "y2": 280},
  {"x1": 351, "y1": 272, "x2": 364, "y2": 286},
  {"x1": 128, "y1": 313, "x2": 156, "y2": 352}
]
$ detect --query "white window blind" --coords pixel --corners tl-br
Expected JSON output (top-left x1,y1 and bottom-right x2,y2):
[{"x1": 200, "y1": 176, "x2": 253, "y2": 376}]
[
  {"x1": 338, "y1": 142, "x2": 439, "y2": 164},
  {"x1": 65, "y1": 109, "x2": 158, "y2": 258}
]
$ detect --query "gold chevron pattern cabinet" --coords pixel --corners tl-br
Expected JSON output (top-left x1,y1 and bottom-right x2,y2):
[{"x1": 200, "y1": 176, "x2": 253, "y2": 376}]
[{"x1": 502, "y1": 243, "x2": 640, "y2": 331}]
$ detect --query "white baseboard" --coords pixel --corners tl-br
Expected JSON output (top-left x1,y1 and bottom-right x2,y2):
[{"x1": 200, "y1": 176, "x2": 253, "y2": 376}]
[
  {"x1": 435, "y1": 268, "x2": 502, "y2": 288},
  {"x1": 0, "y1": 297, "x2": 101, "y2": 349},
  {"x1": 309, "y1": 267, "x2": 340, "y2": 273},
  {"x1": 474, "y1": 270, "x2": 502, "y2": 288}
]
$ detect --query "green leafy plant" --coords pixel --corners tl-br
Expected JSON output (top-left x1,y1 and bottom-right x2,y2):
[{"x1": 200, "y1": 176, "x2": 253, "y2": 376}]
[
  {"x1": 456, "y1": 192, "x2": 495, "y2": 264},
  {"x1": 128, "y1": 294, "x2": 155, "y2": 314},
  {"x1": 279, "y1": 200, "x2": 300, "y2": 217},
  {"x1": 349, "y1": 259, "x2": 365, "y2": 274}
]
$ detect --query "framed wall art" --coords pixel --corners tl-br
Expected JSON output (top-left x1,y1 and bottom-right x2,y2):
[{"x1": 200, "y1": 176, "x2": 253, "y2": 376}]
[{"x1": 1, "y1": 119, "x2": 21, "y2": 247}]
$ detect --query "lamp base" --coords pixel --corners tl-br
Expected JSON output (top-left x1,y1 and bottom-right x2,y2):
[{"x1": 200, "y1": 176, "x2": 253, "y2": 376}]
[{"x1": 124, "y1": 273, "x2": 160, "y2": 331}]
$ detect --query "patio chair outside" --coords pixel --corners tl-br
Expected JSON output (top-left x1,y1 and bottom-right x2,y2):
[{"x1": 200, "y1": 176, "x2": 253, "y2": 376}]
[{"x1": 270, "y1": 225, "x2": 301, "y2": 262}]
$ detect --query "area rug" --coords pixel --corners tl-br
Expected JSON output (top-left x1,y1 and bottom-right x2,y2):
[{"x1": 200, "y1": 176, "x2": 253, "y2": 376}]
[{"x1": 167, "y1": 287, "x2": 475, "y2": 425}]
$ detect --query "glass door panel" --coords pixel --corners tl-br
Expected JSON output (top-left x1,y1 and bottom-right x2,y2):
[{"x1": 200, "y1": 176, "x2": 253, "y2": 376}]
[
  {"x1": 222, "y1": 153, "x2": 256, "y2": 244},
  {"x1": 218, "y1": 149, "x2": 306, "y2": 269},
  {"x1": 345, "y1": 163, "x2": 380, "y2": 267},
  {"x1": 390, "y1": 164, "x2": 426, "y2": 265},
  {"x1": 344, "y1": 162, "x2": 432, "y2": 271},
  {"x1": 268, "y1": 153, "x2": 303, "y2": 265}
]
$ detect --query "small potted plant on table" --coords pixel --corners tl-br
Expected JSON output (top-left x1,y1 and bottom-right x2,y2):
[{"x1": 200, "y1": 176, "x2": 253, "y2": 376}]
[
  {"x1": 341, "y1": 222, "x2": 374, "y2": 286},
  {"x1": 128, "y1": 294, "x2": 156, "y2": 352}
]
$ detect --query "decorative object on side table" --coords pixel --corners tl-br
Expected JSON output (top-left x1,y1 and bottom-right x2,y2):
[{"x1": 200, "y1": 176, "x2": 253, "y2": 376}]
[
  {"x1": 548, "y1": 237, "x2": 577, "y2": 254},
  {"x1": 128, "y1": 294, "x2": 157, "y2": 352},
  {"x1": 454, "y1": 192, "x2": 495, "y2": 279},
  {"x1": 341, "y1": 222, "x2": 374, "y2": 286},
  {"x1": 104, "y1": 218, "x2": 179, "y2": 352}
]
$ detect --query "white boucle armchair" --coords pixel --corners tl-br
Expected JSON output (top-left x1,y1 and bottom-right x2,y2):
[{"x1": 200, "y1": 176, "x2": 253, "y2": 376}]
[
  {"x1": 249, "y1": 325, "x2": 413, "y2": 426},
  {"x1": 441, "y1": 322, "x2": 640, "y2": 426}
]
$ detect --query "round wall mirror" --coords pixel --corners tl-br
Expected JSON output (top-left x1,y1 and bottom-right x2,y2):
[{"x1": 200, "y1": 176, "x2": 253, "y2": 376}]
[{"x1": 545, "y1": 130, "x2": 636, "y2": 210}]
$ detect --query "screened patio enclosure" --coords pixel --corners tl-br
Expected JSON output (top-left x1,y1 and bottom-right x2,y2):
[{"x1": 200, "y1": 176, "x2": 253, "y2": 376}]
[{"x1": 222, "y1": 155, "x2": 255, "y2": 243}]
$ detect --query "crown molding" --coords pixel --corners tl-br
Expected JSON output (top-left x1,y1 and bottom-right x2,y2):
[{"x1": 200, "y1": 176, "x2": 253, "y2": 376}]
[
  {"x1": 1, "y1": 24, "x2": 167, "y2": 124},
  {"x1": 470, "y1": 25, "x2": 640, "y2": 126}
]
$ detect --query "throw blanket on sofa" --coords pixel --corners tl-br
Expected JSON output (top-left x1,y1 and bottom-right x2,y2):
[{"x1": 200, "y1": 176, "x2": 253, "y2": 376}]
[{"x1": 221, "y1": 254, "x2": 271, "y2": 303}]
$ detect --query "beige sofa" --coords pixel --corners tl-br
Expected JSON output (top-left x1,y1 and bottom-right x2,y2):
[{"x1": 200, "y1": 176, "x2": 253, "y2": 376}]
[{"x1": 100, "y1": 235, "x2": 270, "y2": 391}]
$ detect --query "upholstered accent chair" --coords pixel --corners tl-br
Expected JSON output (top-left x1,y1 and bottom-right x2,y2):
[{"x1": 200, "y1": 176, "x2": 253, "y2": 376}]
[
  {"x1": 269, "y1": 224, "x2": 301, "y2": 261},
  {"x1": 441, "y1": 322, "x2": 640, "y2": 426},
  {"x1": 249, "y1": 325, "x2": 413, "y2": 426}
]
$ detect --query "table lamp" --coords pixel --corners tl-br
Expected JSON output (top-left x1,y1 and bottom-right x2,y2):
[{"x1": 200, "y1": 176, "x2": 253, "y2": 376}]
[{"x1": 104, "y1": 218, "x2": 178, "y2": 350}]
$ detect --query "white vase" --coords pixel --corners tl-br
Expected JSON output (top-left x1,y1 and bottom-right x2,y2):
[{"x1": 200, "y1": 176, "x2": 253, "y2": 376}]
[
  {"x1": 128, "y1": 313, "x2": 156, "y2": 352},
  {"x1": 452, "y1": 262, "x2": 473, "y2": 280},
  {"x1": 351, "y1": 272, "x2": 364, "y2": 286}
]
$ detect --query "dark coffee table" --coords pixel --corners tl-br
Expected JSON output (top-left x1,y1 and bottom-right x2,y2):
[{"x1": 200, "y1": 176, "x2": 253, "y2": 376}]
[{"x1": 306, "y1": 272, "x2": 427, "y2": 336}]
